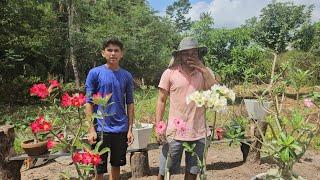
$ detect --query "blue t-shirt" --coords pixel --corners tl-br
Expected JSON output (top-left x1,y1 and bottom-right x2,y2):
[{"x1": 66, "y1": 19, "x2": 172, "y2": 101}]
[{"x1": 85, "y1": 65, "x2": 134, "y2": 133}]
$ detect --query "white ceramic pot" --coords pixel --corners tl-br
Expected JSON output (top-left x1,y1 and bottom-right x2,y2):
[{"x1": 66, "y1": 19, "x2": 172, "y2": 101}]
[
  {"x1": 128, "y1": 123, "x2": 154, "y2": 150},
  {"x1": 244, "y1": 99, "x2": 272, "y2": 121},
  {"x1": 250, "y1": 172, "x2": 267, "y2": 180}
]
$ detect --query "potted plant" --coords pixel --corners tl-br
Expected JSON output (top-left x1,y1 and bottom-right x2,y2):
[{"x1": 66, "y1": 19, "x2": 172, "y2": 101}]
[
  {"x1": 23, "y1": 80, "x2": 110, "y2": 179},
  {"x1": 21, "y1": 115, "x2": 51, "y2": 156},
  {"x1": 21, "y1": 81, "x2": 60, "y2": 156},
  {"x1": 224, "y1": 116, "x2": 249, "y2": 145},
  {"x1": 128, "y1": 83, "x2": 154, "y2": 150}
]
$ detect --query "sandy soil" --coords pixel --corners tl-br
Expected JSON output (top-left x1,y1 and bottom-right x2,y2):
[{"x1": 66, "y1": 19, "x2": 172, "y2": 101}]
[{"x1": 21, "y1": 143, "x2": 320, "y2": 180}]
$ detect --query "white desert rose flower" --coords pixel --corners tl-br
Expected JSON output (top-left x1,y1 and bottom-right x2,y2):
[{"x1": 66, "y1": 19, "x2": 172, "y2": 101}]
[
  {"x1": 227, "y1": 90, "x2": 236, "y2": 102},
  {"x1": 203, "y1": 90, "x2": 211, "y2": 99},
  {"x1": 219, "y1": 85, "x2": 229, "y2": 95},
  {"x1": 211, "y1": 84, "x2": 220, "y2": 92}
]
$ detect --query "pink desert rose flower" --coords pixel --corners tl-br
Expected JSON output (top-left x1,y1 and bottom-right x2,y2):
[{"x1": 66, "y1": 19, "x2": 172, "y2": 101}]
[
  {"x1": 155, "y1": 121, "x2": 167, "y2": 135},
  {"x1": 304, "y1": 98, "x2": 314, "y2": 108},
  {"x1": 57, "y1": 133, "x2": 64, "y2": 139},
  {"x1": 47, "y1": 138, "x2": 56, "y2": 149}
]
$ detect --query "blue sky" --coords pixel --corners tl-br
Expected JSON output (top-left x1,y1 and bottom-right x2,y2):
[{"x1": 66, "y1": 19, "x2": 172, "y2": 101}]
[
  {"x1": 147, "y1": 0, "x2": 212, "y2": 12},
  {"x1": 147, "y1": 0, "x2": 320, "y2": 28}
]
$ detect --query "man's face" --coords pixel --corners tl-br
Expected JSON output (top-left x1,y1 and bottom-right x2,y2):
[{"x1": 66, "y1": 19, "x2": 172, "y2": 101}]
[
  {"x1": 179, "y1": 48, "x2": 200, "y2": 65},
  {"x1": 101, "y1": 44, "x2": 123, "y2": 65}
]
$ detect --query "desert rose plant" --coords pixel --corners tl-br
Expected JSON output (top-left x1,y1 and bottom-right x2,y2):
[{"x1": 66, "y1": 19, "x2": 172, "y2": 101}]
[
  {"x1": 27, "y1": 80, "x2": 110, "y2": 179},
  {"x1": 250, "y1": 83, "x2": 320, "y2": 179}
]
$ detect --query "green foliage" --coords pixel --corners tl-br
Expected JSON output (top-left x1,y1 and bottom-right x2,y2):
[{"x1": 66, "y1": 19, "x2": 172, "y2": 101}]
[
  {"x1": 193, "y1": 27, "x2": 270, "y2": 85},
  {"x1": 134, "y1": 85, "x2": 157, "y2": 125},
  {"x1": 293, "y1": 22, "x2": 319, "y2": 52},
  {"x1": 224, "y1": 116, "x2": 249, "y2": 145},
  {"x1": 286, "y1": 67, "x2": 312, "y2": 96},
  {"x1": 166, "y1": 0, "x2": 192, "y2": 32},
  {"x1": 252, "y1": 2, "x2": 313, "y2": 53},
  {"x1": 280, "y1": 51, "x2": 320, "y2": 86}
]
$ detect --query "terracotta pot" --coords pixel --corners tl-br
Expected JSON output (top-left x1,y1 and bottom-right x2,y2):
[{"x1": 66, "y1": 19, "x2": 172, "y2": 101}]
[{"x1": 21, "y1": 139, "x2": 48, "y2": 156}]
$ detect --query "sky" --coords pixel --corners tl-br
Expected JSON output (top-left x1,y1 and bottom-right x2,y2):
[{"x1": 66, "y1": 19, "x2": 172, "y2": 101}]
[{"x1": 147, "y1": 0, "x2": 320, "y2": 28}]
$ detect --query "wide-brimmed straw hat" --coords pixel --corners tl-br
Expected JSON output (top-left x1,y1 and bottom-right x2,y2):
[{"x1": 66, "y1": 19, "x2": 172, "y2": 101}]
[{"x1": 172, "y1": 37, "x2": 207, "y2": 56}]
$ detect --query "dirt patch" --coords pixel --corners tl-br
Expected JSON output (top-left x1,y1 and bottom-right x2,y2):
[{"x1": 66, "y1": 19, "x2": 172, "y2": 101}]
[{"x1": 21, "y1": 144, "x2": 320, "y2": 179}]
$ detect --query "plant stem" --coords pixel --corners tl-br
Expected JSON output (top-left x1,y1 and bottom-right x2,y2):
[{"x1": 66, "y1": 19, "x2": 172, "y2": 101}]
[{"x1": 164, "y1": 143, "x2": 171, "y2": 180}]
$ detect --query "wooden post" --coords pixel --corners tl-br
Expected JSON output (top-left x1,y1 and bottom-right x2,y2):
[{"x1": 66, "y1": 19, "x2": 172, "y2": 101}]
[
  {"x1": 0, "y1": 125, "x2": 23, "y2": 180},
  {"x1": 130, "y1": 150, "x2": 150, "y2": 178}
]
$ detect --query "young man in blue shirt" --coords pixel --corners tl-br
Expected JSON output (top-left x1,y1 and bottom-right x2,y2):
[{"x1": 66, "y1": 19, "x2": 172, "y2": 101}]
[{"x1": 85, "y1": 37, "x2": 134, "y2": 180}]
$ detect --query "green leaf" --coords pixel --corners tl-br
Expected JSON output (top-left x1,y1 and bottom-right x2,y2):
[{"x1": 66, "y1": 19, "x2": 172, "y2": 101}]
[
  {"x1": 94, "y1": 140, "x2": 103, "y2": 152},
  {"x1": 99, "y1": 147, "x2": 110, "y2": 155},
  {"x1": 280, "y1": 148, "x2": 290, "y2": 162}
]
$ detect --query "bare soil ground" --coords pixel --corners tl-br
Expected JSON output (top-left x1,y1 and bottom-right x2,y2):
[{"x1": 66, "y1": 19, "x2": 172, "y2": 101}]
[{"x1": 21, "y1": 143, "x2": 320, "y2": 180}]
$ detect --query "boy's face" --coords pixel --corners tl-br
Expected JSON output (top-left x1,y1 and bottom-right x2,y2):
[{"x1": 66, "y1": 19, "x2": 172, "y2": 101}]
[{"x1": 101, "y1": 44, "x2": 123, "y2": 65}]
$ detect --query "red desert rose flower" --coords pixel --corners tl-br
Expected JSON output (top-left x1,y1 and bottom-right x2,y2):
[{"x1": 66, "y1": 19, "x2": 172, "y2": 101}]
[
  {"x1": 82, "y1": 152, "x2": 92, "y2": 164},
  {"x1": 72, "y1": 152, "x2": 83, "y2": 163},
  {"x1": 42, "y1": 121, "x2": 52, "y2": 131},
  {"x1": 30, "y1": 116, "x2": 52, "y2": 133},
  {"x1": 35, "y1": 116, "x2": 45, "y2": 124},
  {"x1": 92, "y1": 93, "x2": 102, "y2": 100},
  {"x1": 31, "y1": 121, "x2": 41, "y2": 133},
  {"x1": 48, "y1": 79, "x2": 61, "y2": 89},
  {"x1": 61, "y1": 93, "x2": 72, "y2": 107},
  {"x1": 71, "y1": 93, "x2": 86, "y2": 107},
  {"x1": 29, "y1": 83, "x2": 49, "y2": 99},
  {"x1": 91, "y1": 153, "x2": 102, "y2": 166}
]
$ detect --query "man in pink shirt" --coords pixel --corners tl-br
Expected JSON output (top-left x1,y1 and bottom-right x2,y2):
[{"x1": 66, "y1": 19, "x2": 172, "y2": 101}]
[{"x1": 156, "y1": 37, "x2": 218, "y2": 180}]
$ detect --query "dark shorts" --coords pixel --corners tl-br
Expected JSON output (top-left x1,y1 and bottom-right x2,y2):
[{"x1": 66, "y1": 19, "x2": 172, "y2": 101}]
[{"x1": 92, "y1": 132, "x2": 128, "y2": 174}]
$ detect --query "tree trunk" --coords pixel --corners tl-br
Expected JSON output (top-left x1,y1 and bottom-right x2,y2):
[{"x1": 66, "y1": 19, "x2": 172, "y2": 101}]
[
  {"x1": 130, "y1": 151, "x2": 150, "y2": 178},
  {"x1": 67, "y1": 0, "x2": 80, "y2": 89},
  {"x1": 246, "y1": 121, "x2": 268, "y2": 163},
  {"x1": 0, "y1": 125, "x2": 23, "y2": 180}
]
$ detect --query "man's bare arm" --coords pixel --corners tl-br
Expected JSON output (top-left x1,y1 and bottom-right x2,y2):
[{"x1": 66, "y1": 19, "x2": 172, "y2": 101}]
[{"x1": 155, "y1": 88, "x2": 168, "y2": 124}]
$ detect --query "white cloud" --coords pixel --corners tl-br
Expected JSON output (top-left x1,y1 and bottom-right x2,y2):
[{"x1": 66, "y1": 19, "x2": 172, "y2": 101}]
[{"x1": 188, "y1": 0, "x2": 320, "y2": 28}]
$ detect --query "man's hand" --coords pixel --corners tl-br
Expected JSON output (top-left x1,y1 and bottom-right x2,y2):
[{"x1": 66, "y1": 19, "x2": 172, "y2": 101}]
[
  {"x1": 127, "y1": 130, "x2": 134, "y2": 145},
  {"x1": 186, "y1": 57, "x2": 206, "y2": 73},
  {"x1": 88, "y1": 130, "x2": 97, "y2": 145},
  {"x1": 156, "y1": 133, "x2": 166, "y2": 145}
]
